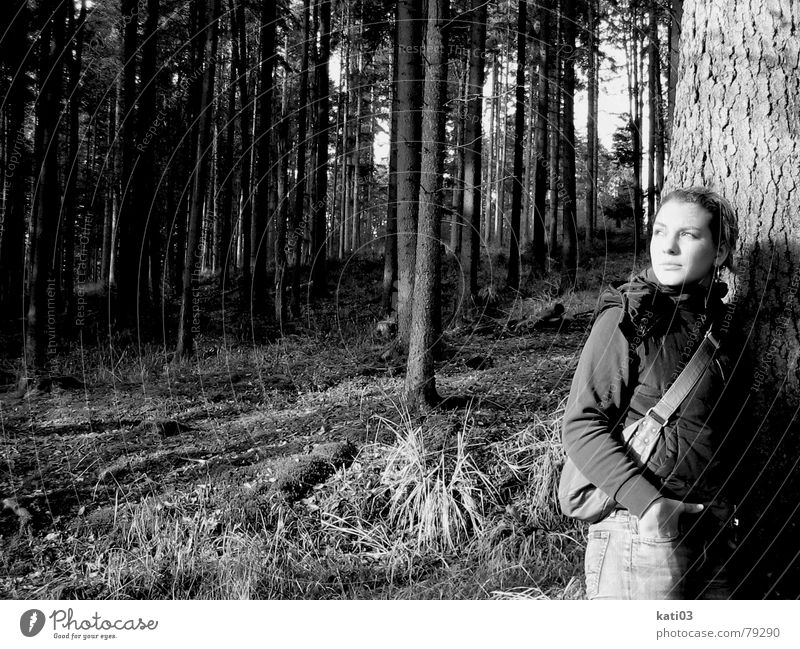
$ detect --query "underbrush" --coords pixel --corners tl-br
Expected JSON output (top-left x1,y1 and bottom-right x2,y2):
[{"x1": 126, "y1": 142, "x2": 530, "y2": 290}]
[{"x1": 4, "y1": 400, "x2": 585, "y2": 600}]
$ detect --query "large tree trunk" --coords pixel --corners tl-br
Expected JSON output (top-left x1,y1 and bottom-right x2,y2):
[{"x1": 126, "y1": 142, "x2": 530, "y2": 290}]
[
  {"x1": 405, "y1": 0, "x2": 449, "y2": 409},
  {"x1": 666, "y1": 0, "x2": 683, "y2": 143},
  {"x1": 310, "y1": 0, "x2": 331, "y2": 299},
  {"x1": 547, "y1": 1, "x2": 561, "y2": 260},
  {"x1": 506, "y1": 0, "x2": 526, "y2": 290},
  {"x1": 665, "y1": 0, "x2": 800, "y2": 598},
  {"x1": 647, "y1": 0, "x2": 660, "y2": 222},
  {"x1": 176, "y1": 0, "x2": 219, "y2": 359},
  {"x1": 458, "y1": 0, "x2": 487, "y2": 317},
  {"x1": 395, "y1": 0, "x2": 424, "y2": 348}
]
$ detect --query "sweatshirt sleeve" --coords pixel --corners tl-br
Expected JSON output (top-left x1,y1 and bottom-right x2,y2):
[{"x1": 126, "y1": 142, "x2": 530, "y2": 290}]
[{"x1": 562, "y1": 307, "x2": 663, "y2": 517}]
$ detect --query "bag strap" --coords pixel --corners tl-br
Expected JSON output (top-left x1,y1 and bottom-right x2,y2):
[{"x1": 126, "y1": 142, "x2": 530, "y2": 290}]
[
  {"x1": 649, "y1": 328, "x2": 720, "y2": 425},
  {"x1": 624, "y1": 328, "x2": 721, "y2": 460}
]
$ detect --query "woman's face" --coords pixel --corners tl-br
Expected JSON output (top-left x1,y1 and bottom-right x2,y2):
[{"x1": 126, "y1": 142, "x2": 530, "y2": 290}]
[{"x1": 649, "y1": 200, "x2": 728, "y2": 287}]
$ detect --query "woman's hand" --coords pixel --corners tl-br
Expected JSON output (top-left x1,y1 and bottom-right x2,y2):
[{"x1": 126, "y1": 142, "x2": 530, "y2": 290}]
[{"x1": 639, "y1": 498, "x2": 704, "y2": 539}]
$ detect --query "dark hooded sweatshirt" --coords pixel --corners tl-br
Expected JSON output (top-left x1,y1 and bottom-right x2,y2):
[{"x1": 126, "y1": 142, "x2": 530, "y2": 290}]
[{"x1": 561, "y1": 268, "x2": 737, "y2": 519}]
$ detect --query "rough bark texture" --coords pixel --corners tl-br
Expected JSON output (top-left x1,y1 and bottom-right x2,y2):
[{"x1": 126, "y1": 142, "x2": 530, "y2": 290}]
[
  {"x1": 395, "y1": 0, "x2": 424, "y2": 348},
  {"x1": 665, "y1": 0, "x2": 800, "y2": 598},
  {"x1": 405, "y1": 0, "x2": 448, "y2": 409},
  {"x1": 383, "y1": 35, "x2": 400, "y2": 314}
]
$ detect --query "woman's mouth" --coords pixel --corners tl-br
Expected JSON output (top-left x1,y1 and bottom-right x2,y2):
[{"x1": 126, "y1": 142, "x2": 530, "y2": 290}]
[{"x1": 659, "y1": 263, "x2": 682, "y2": 270}]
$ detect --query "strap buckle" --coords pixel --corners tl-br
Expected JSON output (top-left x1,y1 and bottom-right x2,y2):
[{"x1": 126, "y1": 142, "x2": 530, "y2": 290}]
[{"x1": 645, "y1": 407, "x2": 667, "y2": 427}]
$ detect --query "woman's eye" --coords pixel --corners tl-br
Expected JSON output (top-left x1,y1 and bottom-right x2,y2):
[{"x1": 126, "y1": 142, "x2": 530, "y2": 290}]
[{"x1": 680, "y1": 232, "x2": 697, "y2": 238}]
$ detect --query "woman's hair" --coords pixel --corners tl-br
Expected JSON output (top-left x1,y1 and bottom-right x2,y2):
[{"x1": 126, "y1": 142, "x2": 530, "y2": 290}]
[{"x1": 658, "y1": 187, "x2": 738, "y2": 271}]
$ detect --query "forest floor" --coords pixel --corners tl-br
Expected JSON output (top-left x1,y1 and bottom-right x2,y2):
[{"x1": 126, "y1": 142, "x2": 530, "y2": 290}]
[{"x1": 0, "y1": 235, "x2": 641, "y2": 599}]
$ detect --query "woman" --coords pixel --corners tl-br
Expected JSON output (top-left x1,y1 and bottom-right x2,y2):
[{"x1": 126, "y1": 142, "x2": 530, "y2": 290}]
[{"x1": 562, "y1": 187, "x2": 741, "y2": 599}]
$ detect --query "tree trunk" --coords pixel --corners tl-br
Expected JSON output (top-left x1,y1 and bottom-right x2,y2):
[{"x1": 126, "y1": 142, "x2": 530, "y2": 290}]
[
  {"x1": 0, "y1": 0, "x2": 30, "y2": 325},
  {"x1": 251, "y1": 0, "x2": 277, "y2": 314},
  {"x1": 136, "y1": 0, "x2": 160, "y2": 325},
  {"x1": 176, "y1": 0, "x2": 219, "y2": 359},
  {"x1": 666, "y1": 0, "x2": 683, "y2": 143},
  {"x1": 383, "y1": 35, "x2": 400, "y2": 314},
  {"x1": 290, "y1": 0, "x2": 312, "y2": 317},
  {"x1": 506, "y1": 0, "x2": 526, "y2": 290},
  {"x1": 450, "y1": 65, "x2": 466, "y2": 256},
  {"x1": 310, "y1": 0, "x2": 331, "y2": 299},
  {"x1": 531, "y1": 0, "x2": 549, "y2": 271},
  {"x1": 115, "y1": 0, "x2": 140, "y2": 330},
  {"x1": 231, "y1": 0, "x2": 252, "y2": 289},
  {"x1": 647, "y1": 0, "x2": 659, "y2": 222},
  {"x1": 458, "y1": 0, "x2": 487, "y2": 317},
  {"x1": 665, "y1": 0, "x2": 800, "y2": 598},
  {"x1": 23, "y1": 0, "x2": 66, "y2": 384},
  {"x1": 586, "y1": 0, "x2": 598, "y2": 241},
  {"x1": 559, "y1": 1, "x2": 577, "y2": 287},
  {"x1": 547, "y1": 1, "x2": 561, "y2": 260},
  {"x1": 405, "y1": 0, "x2": 449, "y2": 409},
  {"x1": 395, "y1": 0, "x2": 424, "y2": 348}
]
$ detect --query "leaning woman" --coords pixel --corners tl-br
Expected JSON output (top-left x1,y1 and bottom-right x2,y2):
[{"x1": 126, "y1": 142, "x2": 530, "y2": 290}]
[{"x1": 560, "y1": 187, "x2": 741, "y2": 599}]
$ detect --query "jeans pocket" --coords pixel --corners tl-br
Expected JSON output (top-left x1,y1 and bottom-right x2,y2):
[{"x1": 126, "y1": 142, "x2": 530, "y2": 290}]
[{"x1": 584, "y1": 530, "x2": 611, "y2": 600}]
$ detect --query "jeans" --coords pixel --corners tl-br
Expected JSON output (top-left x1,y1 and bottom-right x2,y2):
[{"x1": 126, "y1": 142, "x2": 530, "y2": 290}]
[{"x1": 584, "y1": 510, "x2": 732, "y2": 600}]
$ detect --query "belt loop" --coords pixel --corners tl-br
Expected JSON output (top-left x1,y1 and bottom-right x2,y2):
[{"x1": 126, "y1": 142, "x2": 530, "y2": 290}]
[{"x1": 630, "y1": 512, "x2": 639, "y2": 534}]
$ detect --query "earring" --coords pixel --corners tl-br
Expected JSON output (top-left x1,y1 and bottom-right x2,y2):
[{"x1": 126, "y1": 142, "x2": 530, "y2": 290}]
[{"x1": 714, "y1": 265, "x2": 722, "y2": 282}]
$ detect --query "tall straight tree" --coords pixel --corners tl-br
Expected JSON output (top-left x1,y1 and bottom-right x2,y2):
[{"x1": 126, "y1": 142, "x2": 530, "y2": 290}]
[
  {"x1": 115, "y1": 0, "x2": 140, "y2": 329},
  {"x1": 585, "y1": 0, "x2": 599, "y2": 241},
  {"x1": 0, "y1": 0, "x2": 30, "y2": 323},
  {"x1": 405, "y1": 0, "x2": 449, "y2": 409},
  {"x1": 61, "y1": 0, "x2": 87, "y2": 329},
  {"x1": 310, "y1": 0, "x2": 331, "y2": 299},
  {"x1": 395, "y1": 0, "x2": 424, "y2": 347},
  {"x1": 559, "y1": 0, "x2": 577, "y2": 286},
  {"x1": 251, "y1": 0, "x2": 277, "y2": 313},
  {"x1": 531, "y1": 0, "x2": 550, "y2": 270},
  {"x1": 666, "y1": 0, "x2": 800, "y2": 598},
  {"x1": 231, "y1": 0, "x2": 252, "y2": 290},
  {"x1": 290, "y1": 0, "x2": 311, "y2": 317},
  {"x1": 506, "y1": 0, "x2": 526, "y2": 290},
  {"x1": 458, "y1": 0, "x2": 487, "y2": 317},
  {"x1": 136, "y1": 0, "x2": 161, "y2": 314},
  {"x1": 647, "y1": 0, "x2": 660, "y2": 221},
  {"x1": 176, "y1": 0, "x2": 220, "y2": 359},
  {"x1": 23, "y1": 0, "x2": 66, "y2": 384},
  {"x1": 383, "y1": 35, "x2": 400, "y2": 314}
]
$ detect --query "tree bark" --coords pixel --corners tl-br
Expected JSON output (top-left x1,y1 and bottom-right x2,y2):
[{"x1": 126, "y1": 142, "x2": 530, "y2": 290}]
[
  {"x1": 531, "y1": 0, "x2": 549, "y2": 271},
  {"x1": 559, "y1": 0, "x2": 577, "y2": 287},
  {"x1": 585, "y1": 0, "x2": 598, "y2": 241},
  {"x1": 310, "y1": 0, "x2": 331, "y2": 299},
  {"x1": 405, "y1": 0, "x2": 449, "y2": 409},
  {"x1": 665, "y1": 0, "x2": 800, "y2": 597},
  {"x1": 290, "y1": 0, "x2": 312, "y2": 317},
  {"x1": 0, "y1": 0, "x2": 30, "y2": 324},
  {"x1": 395, "y1": 0, "x2": 424, "y2": 348},
  {"x1": 458, "y1": 0, "x2": 487, "y2": 317},
  {"x1": 23, "y1": 0, "x2": 66, "y2": 384},
  {"x1": 506, "y1": 0, "x2": 526, "y2": 290},
  {"x1": 176, "y1": 0, "x2": 219, "y2": 359},
  {"x1": 383, "y1": 34, "x2": 400, "y2": 314},
  {"x1": 251, "y1": 0, "x2": 277, "y2": 314}
]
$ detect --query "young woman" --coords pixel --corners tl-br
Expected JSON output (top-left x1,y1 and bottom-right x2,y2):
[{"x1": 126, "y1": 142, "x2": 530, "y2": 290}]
[{"x1": 561, "y1": 187, "x2": 741, "y2": 599}]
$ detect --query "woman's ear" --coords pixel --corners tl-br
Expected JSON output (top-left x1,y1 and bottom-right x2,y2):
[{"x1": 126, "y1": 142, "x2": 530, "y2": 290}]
[{"x1": 714, "y1": 242, "x2": 729, "y2": 269}]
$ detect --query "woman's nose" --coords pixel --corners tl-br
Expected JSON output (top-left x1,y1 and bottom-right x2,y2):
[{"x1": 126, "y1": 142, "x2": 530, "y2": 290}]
[{"x1": 661, "y1": 233, "x2": 679, "y2": 255}]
